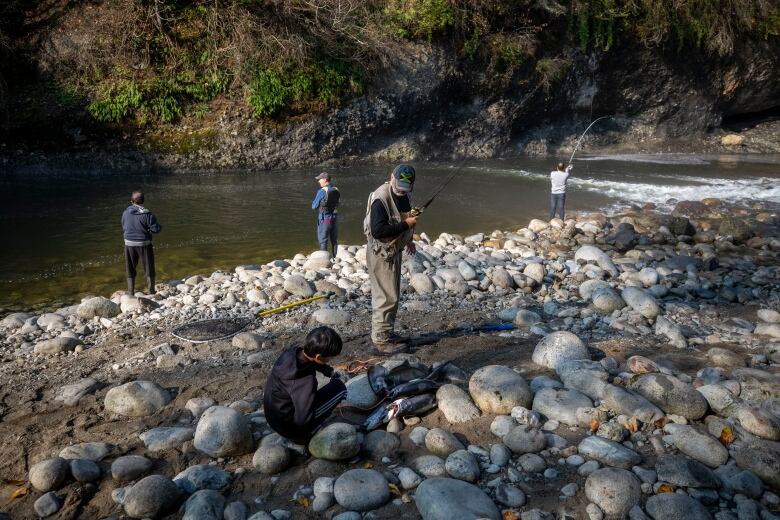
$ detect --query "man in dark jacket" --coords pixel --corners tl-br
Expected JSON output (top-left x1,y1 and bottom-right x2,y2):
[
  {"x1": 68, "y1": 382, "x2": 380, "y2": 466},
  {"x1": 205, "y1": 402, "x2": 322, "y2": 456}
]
[
  {"x1": 263, "y1": 326, "x2": 347, "y2": 444},
  {"x1": 311, "y1": 172, "x2": 340, "y2": 256},
  {"x1": 121, "y1": 191, "x2": 161, "y2": 294}
]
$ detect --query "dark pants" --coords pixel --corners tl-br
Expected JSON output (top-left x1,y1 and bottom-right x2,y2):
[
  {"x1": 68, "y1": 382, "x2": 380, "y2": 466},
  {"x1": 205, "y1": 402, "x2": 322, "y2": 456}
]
[
  {"x1": 124, "y1": 244, "x2": 155, "y2": 279},
  {"x1": 288, "y1": 379, "x2": 347, "y2": 444},
  {"x1": 550, "y1": 193, "x2": 566, "y2": 220},
  {"x1": 317, "y1": 218, "x2": 338, "y2": 256}
]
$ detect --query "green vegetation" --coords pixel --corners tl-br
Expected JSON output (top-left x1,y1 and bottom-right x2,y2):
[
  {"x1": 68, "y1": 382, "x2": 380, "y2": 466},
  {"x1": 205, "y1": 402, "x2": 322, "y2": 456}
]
[{"x1": 1, "y1": 0, "x2": 778, "y2": 134}]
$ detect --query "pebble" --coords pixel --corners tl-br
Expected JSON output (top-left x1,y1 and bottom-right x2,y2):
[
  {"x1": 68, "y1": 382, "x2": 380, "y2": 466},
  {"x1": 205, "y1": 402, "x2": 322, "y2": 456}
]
[
  {"x1": 578, "y1": 436, "x2": 642, "y2": 469},
  {"x1": 398, "y1": 467, "x2": 423, "y2": 489},
  {"x1": 253, "y1": 444, "x2": 291, "y2": 474},
  {"x1": 561, "y1": 482, "x2": 578, "y2": 497},
  {"x1": 140, "y1": 427, "x2": 195, "y2": 451},
  {"x1": 496, "y1": 483, "x2": 527, "y2": 507},
  {"x1": 667, "y1": 424, "x2": 728, "y2": 468},
  {"x1": 69, "y1": 458, "x2": 101, "y2": 482},
  {"x1": 58, "y1": 442, "x2": 113, "y2": 461},
  {"x1": 490, "y1": 443, "x2": 512, "y2": 467},
  {"x1": 630, "y1": 373, "x2": 708, "y2": 419},
  {"x1": 410, "y1": 426, "x2": 429, "y2": 446},
  {"x1": 34, "y1": 492, "x2": 61, "y2": 517},
  {"x1": 425, "y1": 428, "x2": 465, "y2": 457},
  {"x1": 183, "y1": 489, "x2": 226, "y2": 520},
  {"x1": 444, "y1": 450, "x2": 480, "y2": 482},
  {"x1": 655, "y1": 454, "x2": 719, "y2": 488},
  {"x1": 361, "y1": 430, "x2": 400, "y2": 460},
  {"x1": 503, "y1": 425, "x2": 547, "y2": 454},
  {"x1": 436, "y1": 384, "x2": 481, "y2": 423},
  {"x1": 412, "y1": 455, "x2": 448, "y2": 478},
  {"x1": 173, "y1": 464, "x2": 231, "y2": 494},
  {"x1": 644, "y1": 493, "x2": 713, "y2": 520}
]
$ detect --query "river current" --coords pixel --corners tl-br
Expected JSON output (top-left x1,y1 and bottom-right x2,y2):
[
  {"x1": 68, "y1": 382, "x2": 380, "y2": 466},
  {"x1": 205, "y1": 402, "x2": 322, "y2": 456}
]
[{"x1": 2, "y1": 154, "x2": 779, "y2": 311}]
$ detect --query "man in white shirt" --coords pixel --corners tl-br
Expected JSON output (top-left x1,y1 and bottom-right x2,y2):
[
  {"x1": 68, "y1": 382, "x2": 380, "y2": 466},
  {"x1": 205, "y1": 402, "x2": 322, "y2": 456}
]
[{"x1": 550, "y1": 162, "x2": 573, "y2": 220}]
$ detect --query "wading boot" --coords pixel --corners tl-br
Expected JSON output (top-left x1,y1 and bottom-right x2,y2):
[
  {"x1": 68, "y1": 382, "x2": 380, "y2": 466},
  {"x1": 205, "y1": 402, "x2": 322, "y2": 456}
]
[
  {"x1": 146, "y1": 276, "x2": 155, "y2": 294},
  {"x1": 127, "y1": 277, "x2": 135, "y2": 295},
  {"x1": 372, "y1": 332, "x2": 409, "y2": 356}
]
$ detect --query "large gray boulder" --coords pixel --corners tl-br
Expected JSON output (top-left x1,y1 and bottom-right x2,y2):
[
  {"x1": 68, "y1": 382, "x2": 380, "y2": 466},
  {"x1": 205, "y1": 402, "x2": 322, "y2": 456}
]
[
  {"x1": 111, "y1": 455, "x2": 154, "y2": 482},
  {"x1": 415, "y1": 478, "x2": 500, "y2": 520},
  {"x1": 644, "y1": 493, "x2": 713, "y2": 520},
  {"x1": 602, "y1": 384, "x2": 664, "y2": 424},
  {"x1": 655, "y1": 454, "x2": 719, "y2": 488},
  {"x1": 183, "y1": 490, "x2": 225, "y2": 520},
  {"x1": 578, "y1": 436, "x2": 641, "y2": 469},
  {"x1": 77, "y1": 296, "x2": 121, "y2": 319},
  {"x1": 503, "y1": 425, "x2": 547, "y2": 454},
  {"x1": 410, "y1": 273, "x2": 435, "y2": 294},
  {"x1": 333, "y1": 469, "x2": 390, "y2": 512},
  {"x1": 29, "y1": 458, "x2": 69, "y2": 492},
  {"x1": 733, "y1": 441, "x2": 780, "y2": 489},
  {"x1": 621, "y1": 287, "x2": 660, "y2": 320},
  {"x1": 34, "y1": 336, "x2": 83, "y2": 354},
  {"x1": 283, "y1": 275, "x2": 314, "y2": 298},
  {"x1": 253, "y1": 444, "x2": 292, "y2": 474},
  {"x1": 436, "y1": 384, "x2": 480, "y2": 423},
  {"x1": 532, "y1": 331, "x2": 589, "y2": 370},
  {"x1": 308, "y1": 423, "x2": 360, "y2": 460},
  {"x1": 630, "y1": 373, "x2": 708, "y2": 420},
  {"x1": 557, "y1": 360, "x2": 609, "y2": 400},
  {"x1": 532, "y1": 387, "x2": 593, "y2": 426},
  {"x1": 193, "y1": 406, "x2": 253, "y2": 457},
  {"x1": 123, "y1": 475, "x2": 182, "y2": 519},
  {"x1": 104, "y1": 380, "x2": 172, "y2": 417},
  {"x1": 667, "y1": 425, "x2": 728, "y2": 468},
  {"x1": 584, "y1": 468, "x2": 641, "y2": 518},
  {"x1": 468, "y1": 365, "x2": 531, "y2": 414},
  {"x1": 592, "y1": 287, "x2": 626, "y2": 314},
  {"x1": 574, "y1": 245, "x2": 618, "y2": 277}
]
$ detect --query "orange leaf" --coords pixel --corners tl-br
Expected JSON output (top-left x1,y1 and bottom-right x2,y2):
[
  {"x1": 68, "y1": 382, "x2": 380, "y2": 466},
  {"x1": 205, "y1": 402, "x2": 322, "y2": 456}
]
[
  {"x1": 657, "y1": 484, "x2": 674, "y2": 494},
  {"x1": 720, "y1": 425, "x2": 736, "y2": 445},
  {"x1": 503, "y1": 511, "x2": 521, "y2": 520},
  {"x1": 654, "y1": 417, "x2": 668, "y2": 429},
  {"x1": 9, "y1": 487, "x2": 29, "y2": 500},
  {"x1": 295, "y1": 496, "x2": 310, "y2": 508},
  {"x1": 626, "y1": 417, "x2": 639, "y2": 433},
  {"x1": 590, "y1": 419, "x2": 600, "y2": 432},
  {"x1": 363, "y1": 462, "x2": 374, "y2": 469}
]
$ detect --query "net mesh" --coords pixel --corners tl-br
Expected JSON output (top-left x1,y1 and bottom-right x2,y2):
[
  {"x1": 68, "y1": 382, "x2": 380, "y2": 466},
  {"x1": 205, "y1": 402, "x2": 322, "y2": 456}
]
[{"x1": 171, "y1": 316, "x2": 255, "y2": 343}]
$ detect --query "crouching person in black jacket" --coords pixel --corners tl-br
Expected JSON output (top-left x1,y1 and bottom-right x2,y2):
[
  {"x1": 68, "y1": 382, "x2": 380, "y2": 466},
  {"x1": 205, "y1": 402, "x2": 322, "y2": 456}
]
[{"x1": 263, "y1": 326, "x2": 347, "y2": 445}]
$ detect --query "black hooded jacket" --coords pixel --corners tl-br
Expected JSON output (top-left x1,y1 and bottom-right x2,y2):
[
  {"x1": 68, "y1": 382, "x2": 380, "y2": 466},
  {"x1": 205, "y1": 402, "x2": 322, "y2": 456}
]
[{"x1": 263, "y1": 347, "x2": 334, "y2": 439}]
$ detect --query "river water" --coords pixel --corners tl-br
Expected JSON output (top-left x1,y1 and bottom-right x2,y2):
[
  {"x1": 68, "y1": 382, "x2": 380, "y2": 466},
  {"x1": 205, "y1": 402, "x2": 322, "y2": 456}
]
[{"x1": 2, "y1": 154, "x2": 779, "y2": 312}]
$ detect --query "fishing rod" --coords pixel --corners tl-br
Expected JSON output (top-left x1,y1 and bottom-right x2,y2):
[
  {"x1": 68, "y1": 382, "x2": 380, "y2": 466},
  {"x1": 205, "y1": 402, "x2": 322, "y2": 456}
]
[{"x1": 569, "y1": 115, "x2": 611, "y2": 165}]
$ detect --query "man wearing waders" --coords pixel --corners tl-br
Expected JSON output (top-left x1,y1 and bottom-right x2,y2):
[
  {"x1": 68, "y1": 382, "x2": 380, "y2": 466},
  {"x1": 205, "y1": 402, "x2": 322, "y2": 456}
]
[
  {"x1": 121, "y1": 191, "x2": 161, "y2": 295},
  {"x1": 550, "y1": 162, "x2": 573, "y2": 220},
  {"x1": 311, "y1": 172, "x2": 340, "y2": 256},
  {"x1": 364, "y1": 165, "x2": 418, "y2": 354}
]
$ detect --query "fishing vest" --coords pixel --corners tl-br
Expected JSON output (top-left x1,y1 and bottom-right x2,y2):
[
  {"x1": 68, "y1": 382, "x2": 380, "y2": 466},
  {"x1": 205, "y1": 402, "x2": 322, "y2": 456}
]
[
  {"x1": 319, "y1": 186, "x2": 340, "y2": 215},
  {"x1": 363, "y1": 182, "x2": 413, "y2": 261}
]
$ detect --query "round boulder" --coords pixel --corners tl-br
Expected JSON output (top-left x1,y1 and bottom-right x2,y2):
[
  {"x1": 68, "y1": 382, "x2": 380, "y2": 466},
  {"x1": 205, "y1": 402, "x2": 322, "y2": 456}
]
[
  {"x1": 503, "y1": 425, "x2": 547, "y2": 454},
  {"x1": 105, "y1": 380, "x2": 172, "y2": 417},
  {"x1": 123, "y1": 474, "x2": 182, "y2": 519},
  {"x1": 77, "y1": 296, "x2": 121, "y2": 319},
  {"x1": 253, "y1": 444, "x2": 291, "y2": 474},
  {"x1": 29, "y1": 458, "x2": 69, "y2": 492},
  {"x1": 645, "y1": 493, "x2": 713, "y2": 520},
  {"x1": 532, "y1": 331, "x2": 589, "y2": 370},
  {"x1": 415, "y1": 477, "x2": 501, "y2": 520},
  {"x1": 333, "y1": 469, "x2": 390, "y2": 512},
  {"x1": 308, "y1": 423, "x2": 360, "y2": 461},
  {"x1": 193, "y1": 406, "x2": 253, "y2": 458},
  {"x1": 629, "y1": 373, "x2": 708, "y2": 420},
  {"x1": 584, "y1": 468, "x2": 641, "y2": 519},
  {"x1": 468, "y1": 365, "x2": 531, "y2": 414}
]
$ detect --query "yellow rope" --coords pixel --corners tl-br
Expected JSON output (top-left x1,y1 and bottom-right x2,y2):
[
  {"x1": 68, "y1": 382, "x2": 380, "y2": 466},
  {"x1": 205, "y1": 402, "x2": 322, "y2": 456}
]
[{"x1": 257, "y1": 294, "x2": 327, "y2": 317}]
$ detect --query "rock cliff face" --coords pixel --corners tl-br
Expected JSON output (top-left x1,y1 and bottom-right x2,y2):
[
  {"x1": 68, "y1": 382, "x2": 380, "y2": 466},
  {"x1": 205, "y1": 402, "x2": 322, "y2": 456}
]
[
  {"x1": 187, "y1": 38, "x2": 780, "y2": 169},
  {"x1": 2, "y1": 36, "x2": 779, "y2": 170}
]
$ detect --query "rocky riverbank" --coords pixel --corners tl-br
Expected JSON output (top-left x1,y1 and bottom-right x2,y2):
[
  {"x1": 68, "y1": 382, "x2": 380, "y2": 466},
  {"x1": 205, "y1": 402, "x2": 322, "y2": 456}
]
[{"x1": 1, "y1": 201, "x2": 779, "y2": 519}]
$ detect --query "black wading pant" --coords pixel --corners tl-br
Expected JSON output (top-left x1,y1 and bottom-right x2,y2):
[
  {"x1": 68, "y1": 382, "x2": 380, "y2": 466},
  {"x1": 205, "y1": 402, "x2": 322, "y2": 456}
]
[{"x1": 124, "y1": 245, "x2": 155, "y2": 279}]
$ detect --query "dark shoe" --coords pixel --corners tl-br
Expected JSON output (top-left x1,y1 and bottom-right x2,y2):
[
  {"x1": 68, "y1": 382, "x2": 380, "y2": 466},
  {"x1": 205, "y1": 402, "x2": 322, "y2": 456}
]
[{"x1": 146, "y1": 276, "x2": 156, "y2": 294}]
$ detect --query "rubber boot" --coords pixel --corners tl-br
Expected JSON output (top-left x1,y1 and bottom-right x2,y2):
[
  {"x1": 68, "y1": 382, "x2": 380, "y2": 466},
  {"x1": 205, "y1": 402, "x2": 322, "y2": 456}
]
[
  {"x1": 146, "y1": 276, "x2": 155, "y2": 294},
  {"x1": 127, "y1": 277, "x2": 135, "y2": 295}
]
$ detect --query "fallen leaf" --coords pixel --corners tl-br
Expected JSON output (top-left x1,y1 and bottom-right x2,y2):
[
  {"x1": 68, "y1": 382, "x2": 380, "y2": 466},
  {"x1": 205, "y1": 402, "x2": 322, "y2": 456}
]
[
  {"x1": 9, "y1": 486, "x2": 29, "y2": 500},
  {"x1": 503, "y1": 511, "x2": 521, "y2": 520},
  {"x1": 626, "y1": 417, "x2": 640, "y2": 433},
  {"x1": 295, "y1": 496, "x2": 309, "y2": 508},
  {"x1": 654, "y1": 417, "x2": 668, "y2": 429},
  {"x1": 720, "y1": 425, "x2": 736, "y2": 445},
  {"x1": 388, "y1": 483, "x2": 402, "y2": 497},
  {"x1": 590, "y1": 419, "x2": 600, "y2": 432},
  {"x1": 363, "y1": 462, "x2": 374, "y2": 469},
  {"x1": 2, "y1": 479, "x2": 25, "y2": 486},
  {"x1": 657, "y1": 484, "x2": 674, "y2": 493}
]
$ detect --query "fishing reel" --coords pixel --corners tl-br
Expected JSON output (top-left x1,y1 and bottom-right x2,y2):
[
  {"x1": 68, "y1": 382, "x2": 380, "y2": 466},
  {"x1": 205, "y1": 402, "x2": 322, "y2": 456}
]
[{"x1": 410, "y1": 207, "x2": 424, "y2": 217}]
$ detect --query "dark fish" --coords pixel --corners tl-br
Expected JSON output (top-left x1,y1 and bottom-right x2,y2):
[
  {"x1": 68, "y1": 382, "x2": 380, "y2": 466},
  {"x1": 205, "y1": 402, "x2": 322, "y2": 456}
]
[
  {"x1": 387, "y1": 378, "x2": 441, "y2": 400},
  {"x1": 362, "y1": 393, "x2": 438, "y2": 431}
]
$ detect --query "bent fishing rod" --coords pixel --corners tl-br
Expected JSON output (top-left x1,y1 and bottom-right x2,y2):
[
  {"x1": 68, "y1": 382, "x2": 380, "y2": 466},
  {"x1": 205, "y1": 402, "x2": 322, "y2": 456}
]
[{"x1": 569, "y1": 115, "x2": 611, "y2": 165}]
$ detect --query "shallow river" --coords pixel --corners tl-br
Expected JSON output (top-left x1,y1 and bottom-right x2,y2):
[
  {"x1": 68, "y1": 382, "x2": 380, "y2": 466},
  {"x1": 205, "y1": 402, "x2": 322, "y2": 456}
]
[{"x1": 2, "y1": 154, "x2": 779, "y2": 311}]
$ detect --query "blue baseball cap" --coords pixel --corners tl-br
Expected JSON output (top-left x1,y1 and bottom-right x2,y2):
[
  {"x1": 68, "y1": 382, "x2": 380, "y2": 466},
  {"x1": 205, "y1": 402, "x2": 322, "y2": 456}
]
[{"x1": 392, "y1": 164, "x2": 416, "y2": 192}]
